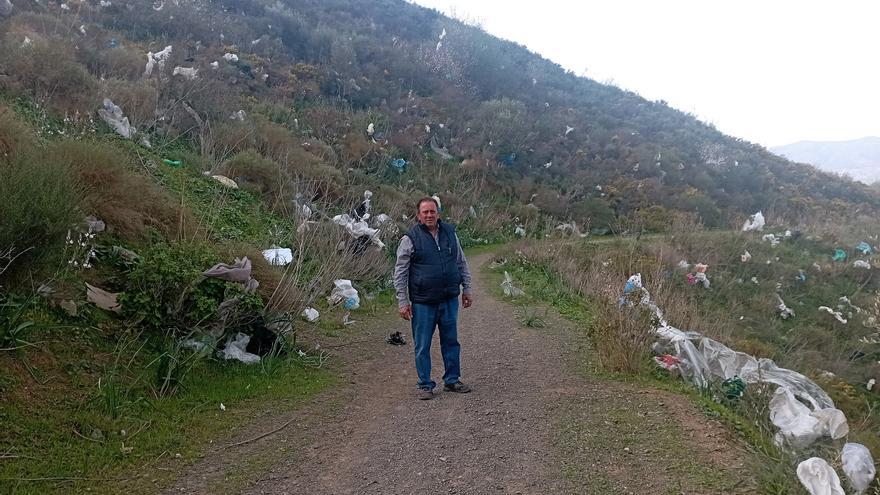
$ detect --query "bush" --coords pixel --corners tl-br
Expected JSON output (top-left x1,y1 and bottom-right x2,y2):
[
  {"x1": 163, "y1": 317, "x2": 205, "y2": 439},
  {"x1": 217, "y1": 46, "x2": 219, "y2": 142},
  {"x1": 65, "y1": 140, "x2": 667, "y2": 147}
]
[
  {"x1": 0, "y1": 150, "x2": 83, "y2": 274},
  {"x1": 44, "y1": 139, "x2": 188, "y2": 240},
  {"x1": 0, "y1": 105, "x2": 37, "y2": 161},
  {"x1": 119, "y1": 242, "x2": 262, "y2": 330}
]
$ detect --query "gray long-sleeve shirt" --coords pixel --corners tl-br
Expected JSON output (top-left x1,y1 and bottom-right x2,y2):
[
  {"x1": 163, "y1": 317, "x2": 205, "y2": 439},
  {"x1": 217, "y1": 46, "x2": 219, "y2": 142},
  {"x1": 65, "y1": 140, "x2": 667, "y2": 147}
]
[{"x1": 393, "y1": 232, "x2": 472, "y2": 308}]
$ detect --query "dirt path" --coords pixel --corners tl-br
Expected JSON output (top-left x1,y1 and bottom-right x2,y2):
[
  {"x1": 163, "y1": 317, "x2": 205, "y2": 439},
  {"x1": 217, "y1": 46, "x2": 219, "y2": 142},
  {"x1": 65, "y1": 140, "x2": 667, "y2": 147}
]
[{"x1": 166, "y1": 252, "x2": 752, "y2": 494}]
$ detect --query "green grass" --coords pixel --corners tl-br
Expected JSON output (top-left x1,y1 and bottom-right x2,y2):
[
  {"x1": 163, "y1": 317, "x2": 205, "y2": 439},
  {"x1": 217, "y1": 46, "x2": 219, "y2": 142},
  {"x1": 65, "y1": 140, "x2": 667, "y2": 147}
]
[{"x1": 0, "y1": 345, "x2": 334, "y2": 495}]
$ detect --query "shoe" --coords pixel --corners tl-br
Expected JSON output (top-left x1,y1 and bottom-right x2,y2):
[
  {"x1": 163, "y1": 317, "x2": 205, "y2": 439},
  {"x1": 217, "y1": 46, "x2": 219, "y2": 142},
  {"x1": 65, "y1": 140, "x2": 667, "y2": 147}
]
[
  {"x1": 443, "y1": 381, "x2": 471, "y2": 393},
  {"x1": 418, "y1": 388, "x2": 434, "y2": 400}
]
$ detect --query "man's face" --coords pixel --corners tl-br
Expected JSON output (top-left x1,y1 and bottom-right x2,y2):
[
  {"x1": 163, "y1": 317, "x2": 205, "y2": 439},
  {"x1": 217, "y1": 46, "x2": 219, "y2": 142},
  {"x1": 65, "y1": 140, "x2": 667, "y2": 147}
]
[{"x1": 417, "y1": 200, "x2": 439, "y2": 228}]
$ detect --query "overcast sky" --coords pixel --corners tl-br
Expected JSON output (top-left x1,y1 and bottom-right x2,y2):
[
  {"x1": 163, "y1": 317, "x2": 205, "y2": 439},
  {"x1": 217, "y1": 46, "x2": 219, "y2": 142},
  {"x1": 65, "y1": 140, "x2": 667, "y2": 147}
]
[{"x1": 411, "y1": 0, "x2": 880, "y2": 148}]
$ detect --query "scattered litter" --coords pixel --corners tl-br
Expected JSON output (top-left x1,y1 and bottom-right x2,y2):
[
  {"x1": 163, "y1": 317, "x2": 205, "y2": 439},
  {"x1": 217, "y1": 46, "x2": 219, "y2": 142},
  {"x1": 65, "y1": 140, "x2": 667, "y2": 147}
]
[
  {"x1": 221, "y1": 333, "x2": 261, "y2": 364},
  {"x1": 654, "y1": 354, "x2": 681, "y2": 370},
  {"x1": 514, "y1": 225, "x2": 526, "y2": 237},
  {"x1": 301, "y1": 307, "x2": 319, "y2": 322},
  {"x1": 328, "y1": 279, "x2": 360, "y2": 310},
  {"x1": 797, "y1": 270, "x2": 807, "y2": 282},
  {"x1": 386, "y1": 331, "x2": 406, "y2": 345},
  {"x1": 763, "y1": 234, "x2": 781, "y2": 247},
  {"x1": 211, "y1": 175, "x2": 238, "y2": 188},
  {"x1": 144, "y1": 45, "x2": 172, "y2": 76},
  {"x1": 500, "y1": 271, "x2": 524, "y2": 297},
  {"x1": 390, "y1": 158, "x2": 407, "y2": 172},
  {"x1": 853, "y1": 260, "x2": 871, "y2": 269},
  {"x1": 489, "y1": 258, "x2": 507, "y2": 269},
  {"x1": 219, "y1": 403, "x2": 225, "y2": 411},
  {"x1": 162, "y1": 159, "x2": 182, "y2": 167},
  {"x1": 818, "y1": 306, "x2": 847, "y2": 324},
  {"x1": 210, "y1": 61, "x2": 219, "y2": 69},
  {"x1": 741, "y1": 251, "x2": 751, "y2": 263},
  {"x1": 777, "y1": 295, "x2": 795, "y2": 320},
  {"x1": 841, "y1": 443, "x2": 875, "y2": 494},
  {"x1": 751, "y1": 277, "x2": 759, "y2": 284},
  {"x1": 832, "y1": 249, "x2": 847, "y2": 261},
  {"x1": 770, "y1": 387, "x2": 847, "y2": 448},
  {"x1": 565, "y1": 126, "x2": 574, "y2": 136},
  {"x1": 838, "y1": 296, "x2": 862, "y2": 315},
  {"x1": 797, "y1": 457, "x2": 845, "y2": 495},
  {"x1": 342, "y1": 312, "x2": 356, "y2": 325},
  {"x1": 430, "y1": 137, "x2": 453, "y2": 160},
  {"x1": 203, "y1": 257, "x2": 259, "y2": 293},
  {"x1": 223, "y1": 52, "x2": 239, "y2": 62},
  {"x1": 742, "y1": 211, "x2": 765, "y2": 231},
  {"x1": 262, "y1": 247, "x2": 292, "y2": 266},
  {"x1": 721, "y1": 376, "x2": 746, "y2": 400},
  {"x1": 332, "y1": 214, "x2": 384, "y2": 249},
  {"x1": 86, "y1": 283, "x2": 121, "y2": 313},
  {"x1": 172, "y1": 66, "x2": 198, "y2": 79},
  {"x1": 856, "y1": 241, "x2": 873, "y2": 255},
  {"x1": 230, "y1": 110, "x2": 247, "y2": 121},
  {"x1": 867, "y1": 379, "x2": 875, "y2": 391},
  {"x1": 98, "y1": 98, "x2": 135, "y2": 139},
  {"x1": 677, "y1": 260, "x2": 691, "y2": 270},
  {"x1": 812, "y1": 262, "x2": 822, "y2": 271}
]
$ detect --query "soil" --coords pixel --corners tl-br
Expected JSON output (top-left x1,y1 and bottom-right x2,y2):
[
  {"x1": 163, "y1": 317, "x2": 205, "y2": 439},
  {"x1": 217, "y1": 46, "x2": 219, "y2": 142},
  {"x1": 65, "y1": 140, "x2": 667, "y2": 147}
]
[{"x1": 165, "y1": 253, "x2": 753, "y2": 494}]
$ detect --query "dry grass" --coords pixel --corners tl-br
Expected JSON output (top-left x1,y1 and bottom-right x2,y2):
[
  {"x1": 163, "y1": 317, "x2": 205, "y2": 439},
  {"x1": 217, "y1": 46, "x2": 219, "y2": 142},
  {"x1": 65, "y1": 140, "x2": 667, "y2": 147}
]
[{"x1": 44, "y1": 139, "x2": 191, "y2": 240}]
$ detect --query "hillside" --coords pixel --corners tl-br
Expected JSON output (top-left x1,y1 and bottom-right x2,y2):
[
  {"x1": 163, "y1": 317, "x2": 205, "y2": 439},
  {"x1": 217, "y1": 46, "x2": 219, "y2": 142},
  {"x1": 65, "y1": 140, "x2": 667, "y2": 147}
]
[{"x1": 772, "y1": 137, "x2": 880, "y2": 185}]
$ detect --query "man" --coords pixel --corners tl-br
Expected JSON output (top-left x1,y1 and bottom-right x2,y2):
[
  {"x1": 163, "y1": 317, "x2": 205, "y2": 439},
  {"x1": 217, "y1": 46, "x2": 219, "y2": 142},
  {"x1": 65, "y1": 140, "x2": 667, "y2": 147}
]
[{"x1": 394, "y1": 197, "x2": 473, "y2": 400}]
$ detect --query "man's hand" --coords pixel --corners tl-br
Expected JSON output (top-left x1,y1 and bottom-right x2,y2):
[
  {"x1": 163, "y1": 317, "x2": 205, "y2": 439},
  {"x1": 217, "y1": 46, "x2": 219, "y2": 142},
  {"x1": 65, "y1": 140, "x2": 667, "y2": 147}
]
[
  {"x1": 399, "y1": 305, "x2": 412, "y2": 320},
  {"x1": 462, "y1": 293, "x2": 473, "y2": 308}
]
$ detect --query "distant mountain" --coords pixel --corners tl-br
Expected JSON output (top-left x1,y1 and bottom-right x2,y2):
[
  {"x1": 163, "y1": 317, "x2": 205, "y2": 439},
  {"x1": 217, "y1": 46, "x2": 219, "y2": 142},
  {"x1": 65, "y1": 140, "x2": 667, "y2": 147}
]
[{"x1": 771, "y1": 137, "x2": 880, "y2": 184}]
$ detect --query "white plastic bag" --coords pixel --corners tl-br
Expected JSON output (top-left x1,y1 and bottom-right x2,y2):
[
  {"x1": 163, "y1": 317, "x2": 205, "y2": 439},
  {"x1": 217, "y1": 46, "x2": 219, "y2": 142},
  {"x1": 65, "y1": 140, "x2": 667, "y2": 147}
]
[
  {"x1": 796, "y1": 458, "x2": 845, "y2": 495},
  {"x1": 328, "y1": 279, "x2": 360, "y2": 309},
  {"x1": 262, "y1": 247, "x2": 293, "y2": 266},
  {"x1": 301, "y1": 307, "x2": 319, "y2": 322},
  {"x1": 500, "y1": 271, "x2": 524, "y2": 297},
  {"x1": 742, "y1": 211, "x2": 765, "y2": 231},
  {"x1": 841, "y1": 443, "x2": 876, "y2": 494},
  {"x1": 221, "y1": 333, "x2": 261, "y2": 364}
]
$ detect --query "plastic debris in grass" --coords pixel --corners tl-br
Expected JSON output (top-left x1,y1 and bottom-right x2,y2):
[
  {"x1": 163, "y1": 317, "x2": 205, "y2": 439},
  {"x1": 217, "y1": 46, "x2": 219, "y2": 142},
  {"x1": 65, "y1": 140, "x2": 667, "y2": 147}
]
[
  {"x1": 144, "y1": 45, "x2": 172, "y2": 76},
  {"x1": 390, "y1": 158, "x2": 407, "y2": 172},
  {"x1": 741, "y1": 251, "x2": 751, "y2": 263},
  {"x1": 223, "y1": 52, "x2": 239, "y2": 62},
  {"x1": 797, "y1": 458, "x2": 845, "y2": 495},
  {"x1": 352, "y1": 190, "x2": 373, "y2": 221},
  {"x1": 328, "y1": 279, "x2": 360, "y2": 310},
  {"x1": 86, "y1": 283, "x2": 121, "y2": 313},
  {"x1": 163, "y1": 159, "x2": 182, "y2": 167},
  {"x1": 842, "y1": 443, "x2": 875, "y2": 494},
  {"x1": 742, "y1": 211, "x2": 765, "y2": 231},
  {"x1": 721, "y1": 376, "x2": 746, "y2": 400},
  {"x1": 332, "y1": 213, "x2": 385, "y2": 249},
  {"x1": 677, "y1": 260, "x2": 691, "y2": 270},
  {"x1": 762, "y1": 233, "x2": 781, "y2": 247},
  {"x1": 818, "y1": 306, "x2": 847, "y2": 324},
  {"x1": 853, "y1": 260, "x2": 871, "y2": 269},
  {"x1": 98, "y1": 98, "x2": 135, "y2": 139},
  {"x1": 777, "y1": 294, "x2": 795, "y2": 319},
  {"x1": 202, "y1": 257, "x2": 259, "y2": 293},
  {"x1": 653, "y1": 354, "x2": 681, "y2": 370},
  {"x1": 856, "y1": 241, "x2": 873, "y2": 255},
  {"x1": 770, "y1": 387, "x2": 848, "y2": 448},
  {"x1": 211, "y1": 175, "x2": 238, "y2": 188},
  {"x1": 172, "y1": 66, "x2": 198, "y2": 79},
  {"x1": 221, "y1": 333, "x2": 261, "y2": 364},
  {"x1": 430, "y1": 136, "x2": 453, "y2": 160},
  {"x1": 262, "y1": 247, "x2": 292, "y2": 266},
  {"x1": 501, "y1": 271, "x2": 524, "y2": 297},
  {"x1": 210, "y1": 61, "x2": 219, "y2": 69},
  {"x1": 868, "y1": 379, "x2": 876, "y2": 391},
  {"x1": 797, "y1": 269, "x2": 807, "y2": 282},
  {"x1": 514, "y1": 225, "x2": 526, "y2": 237},
  {"x1": 301, "y1": 307, "x2": 319, "y2": 322},
  {"x1": 832, "y1": 248, "x2": 847, "y2": 261}
]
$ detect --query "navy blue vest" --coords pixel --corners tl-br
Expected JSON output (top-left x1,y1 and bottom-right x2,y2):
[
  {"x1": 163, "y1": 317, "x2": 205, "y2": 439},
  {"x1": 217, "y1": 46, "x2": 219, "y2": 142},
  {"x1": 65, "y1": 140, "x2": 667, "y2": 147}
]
[{"x1": 405, "y1": 221, "x2": 462, "y2": 304}]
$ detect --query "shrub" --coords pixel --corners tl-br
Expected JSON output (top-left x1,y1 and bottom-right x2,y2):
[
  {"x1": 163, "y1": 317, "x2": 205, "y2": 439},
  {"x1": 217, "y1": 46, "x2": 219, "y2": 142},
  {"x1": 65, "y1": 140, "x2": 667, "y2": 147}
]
[
  {"x1": 119, "y1": 242, "x2": 262, "y2": 330},
  {"x1": 44, "y1": 139, "x2": 188, "y2": 240},
  {"x1": 102, "y1": 78, "x2": 159, "y2": 129},
  {"x1": 0, "y1": 150, "x2": 83, "y2": 274},
  {"x1": 0, "y1": 105, "x2": 37, "y2": 161}
]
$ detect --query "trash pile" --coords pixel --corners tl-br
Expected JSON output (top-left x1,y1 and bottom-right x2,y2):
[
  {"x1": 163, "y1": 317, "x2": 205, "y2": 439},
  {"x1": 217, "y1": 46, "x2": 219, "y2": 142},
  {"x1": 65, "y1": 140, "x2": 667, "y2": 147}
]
[
  {"x1": 622, "y1": 273, "x2": 875, "y2": 493},
  {"x1": 500, "y1": 271, "x2": 524, "y2": 297}
]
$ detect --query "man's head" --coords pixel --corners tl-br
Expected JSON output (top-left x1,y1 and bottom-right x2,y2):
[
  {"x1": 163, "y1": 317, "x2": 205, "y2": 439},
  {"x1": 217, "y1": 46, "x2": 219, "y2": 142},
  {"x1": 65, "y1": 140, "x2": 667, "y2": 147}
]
[{"x1": 416, "y1": 197, "x2": 440, "y2": 229}]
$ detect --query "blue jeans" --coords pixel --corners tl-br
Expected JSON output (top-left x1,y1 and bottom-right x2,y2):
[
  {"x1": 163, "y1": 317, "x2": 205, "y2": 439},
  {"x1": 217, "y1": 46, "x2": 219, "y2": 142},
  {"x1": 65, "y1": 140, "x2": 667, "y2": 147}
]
[{"x1": 411, "y1": 298, "x2": 461, "y2": 390}]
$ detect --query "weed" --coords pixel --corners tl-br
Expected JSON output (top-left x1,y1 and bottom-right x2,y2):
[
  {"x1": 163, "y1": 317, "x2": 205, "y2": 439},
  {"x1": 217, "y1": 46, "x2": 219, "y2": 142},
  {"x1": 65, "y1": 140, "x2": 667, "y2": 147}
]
[{"x1": 517, "y1": 307, "x2": 547, "y2": 328}]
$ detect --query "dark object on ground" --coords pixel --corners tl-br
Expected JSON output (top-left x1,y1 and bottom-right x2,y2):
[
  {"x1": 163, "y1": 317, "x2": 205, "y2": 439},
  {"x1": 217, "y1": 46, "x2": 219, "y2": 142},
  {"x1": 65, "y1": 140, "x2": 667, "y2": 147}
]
[
  {"x1": 443, "y1": 381, "x2": 471, "y2": 393},
  {"x1": 849, "y1": 350, "x2": 867, "y2": 361},
  {"x1": 246, "y1": 319, "x2": 283, "y2": 356},
  {"x1": 386, "y1": 331, "x2": 406, "y2": 345}
]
